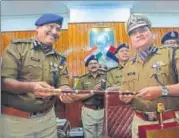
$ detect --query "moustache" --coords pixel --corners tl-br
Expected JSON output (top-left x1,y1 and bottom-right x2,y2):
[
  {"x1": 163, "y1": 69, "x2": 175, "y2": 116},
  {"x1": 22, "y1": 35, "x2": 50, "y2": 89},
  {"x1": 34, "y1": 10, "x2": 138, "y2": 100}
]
[{"x1": 47, "y1": 33, "x2": 59, "y2": 40}]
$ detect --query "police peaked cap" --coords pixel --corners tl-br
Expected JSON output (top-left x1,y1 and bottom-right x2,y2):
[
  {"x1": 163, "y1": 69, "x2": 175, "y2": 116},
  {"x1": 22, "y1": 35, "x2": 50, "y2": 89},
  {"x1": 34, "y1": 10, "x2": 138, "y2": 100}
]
[
  {"x1": 35, "y1": 13, "x2": 63, "y2": 26},
  {"x1": 126, "y1": 14, "x2": 151, "y2": 35}
]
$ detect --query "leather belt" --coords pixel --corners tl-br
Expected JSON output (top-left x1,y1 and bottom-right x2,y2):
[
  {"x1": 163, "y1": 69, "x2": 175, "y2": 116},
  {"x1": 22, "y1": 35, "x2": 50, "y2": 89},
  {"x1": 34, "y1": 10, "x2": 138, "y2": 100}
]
[
  {"x1": 1, "y1": 106, "x2": 52, "y2": 118},
  {"x1": 135, "y1": 109, "x2": 179, "y2": 121},
  {"x1": 84, "y1": 104, "x2": 104, "y2": 110}
]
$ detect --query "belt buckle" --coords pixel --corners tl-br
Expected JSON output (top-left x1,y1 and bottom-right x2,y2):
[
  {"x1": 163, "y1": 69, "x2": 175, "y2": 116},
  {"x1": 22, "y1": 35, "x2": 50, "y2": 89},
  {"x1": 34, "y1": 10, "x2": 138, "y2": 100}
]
[{"x1": 144, "y1": 112, "x2": 157, "y2": 121}]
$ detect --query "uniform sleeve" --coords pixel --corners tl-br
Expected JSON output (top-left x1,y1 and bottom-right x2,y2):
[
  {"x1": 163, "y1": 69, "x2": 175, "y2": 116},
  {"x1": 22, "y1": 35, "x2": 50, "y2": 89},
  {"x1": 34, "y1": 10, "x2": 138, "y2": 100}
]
[
  {"x1": 106, "y1": 71, "x2": 113, "y2": 85},
  {"x1": 57, "y1": 62, "x2": 70, "y2": 87},
  {"x1": 1, "y1": 43, "x2": 21, "y2": 79},
  {"x1": 106, "y1": 71, "x2": 113, "y2": 87},
  {"x1": 119, "y1": 67, "x2": 129, "y2": 91},
  {"x1": 175, "y1": 49, "x2": 179, "y2": 82}
]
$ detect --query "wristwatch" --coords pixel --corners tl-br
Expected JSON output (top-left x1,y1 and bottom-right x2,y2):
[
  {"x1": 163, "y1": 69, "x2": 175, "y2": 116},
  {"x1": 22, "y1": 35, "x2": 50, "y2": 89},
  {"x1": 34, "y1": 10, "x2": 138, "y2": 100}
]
[{"x1": 161, "y1": 86, "x2": 169, "y2": 96}]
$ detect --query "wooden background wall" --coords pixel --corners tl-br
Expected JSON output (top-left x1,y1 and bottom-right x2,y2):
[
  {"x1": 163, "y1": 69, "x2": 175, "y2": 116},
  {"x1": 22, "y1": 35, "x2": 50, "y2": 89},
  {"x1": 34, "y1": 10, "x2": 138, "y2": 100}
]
[{"x1": 1, "y1": 22, "x2": 179, "y2": 127}]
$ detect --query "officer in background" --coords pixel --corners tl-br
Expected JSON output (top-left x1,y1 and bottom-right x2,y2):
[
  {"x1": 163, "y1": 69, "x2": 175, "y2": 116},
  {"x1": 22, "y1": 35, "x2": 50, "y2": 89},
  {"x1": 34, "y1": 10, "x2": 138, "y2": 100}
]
[
  {"x1": 75, "y1": 55, "x2": 106, "y2": 138},
  {"x1": 107, "y1": 43, "x2": 130, "y2": 87},
  {"x1": 1, "y1": 13, "x2": 74, "y2": 138},
  {"x1": 119, "y1": 14, "x2": 179, "y2": 138},
  {"x1": 161, "y1": 31, "x2": 179, "y2": 47}
]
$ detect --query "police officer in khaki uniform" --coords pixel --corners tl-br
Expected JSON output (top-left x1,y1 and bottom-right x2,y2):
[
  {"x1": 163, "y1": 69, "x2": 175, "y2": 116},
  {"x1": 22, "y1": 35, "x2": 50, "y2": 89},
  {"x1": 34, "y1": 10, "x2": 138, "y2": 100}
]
[
  {"x1": 119, "y1": 14, "x2": 179, "y2": 138},
  {"x1": 161, "y1": 31, "x2": 179, "y2": 47},
  {"x1": 1, "y1": 13, "x2": 74, "y2": 138},
  {"x1": 75, "y1": 55, "x2": 106, "y2": 138},
  {"x1": 107, "y1": 43, "x2": 130, "y2": 87}
]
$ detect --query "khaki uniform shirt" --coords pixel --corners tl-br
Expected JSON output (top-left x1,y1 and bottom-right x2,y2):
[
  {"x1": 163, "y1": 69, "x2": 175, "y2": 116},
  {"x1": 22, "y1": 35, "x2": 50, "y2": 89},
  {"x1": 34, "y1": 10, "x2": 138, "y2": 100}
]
[
  {"x1": 1, "y1": 38, "x2": 69, "y2": 112},
  {"x1": 107, "y1": 64, "x2": 124, "y2": 86},
  {"x1": 120, "y1": 47, "x2": 179, "y2": 112},
  {"x1": 75, "y1": 72, "x2": 106, "y2": 105}
]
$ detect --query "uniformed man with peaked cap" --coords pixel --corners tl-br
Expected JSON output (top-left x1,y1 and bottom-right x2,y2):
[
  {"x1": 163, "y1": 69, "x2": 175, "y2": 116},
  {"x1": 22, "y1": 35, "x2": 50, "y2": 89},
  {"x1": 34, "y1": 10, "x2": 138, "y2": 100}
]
[
  {"x1": 1, "y1": 13, "x2": 74, "y2": 138},
  {"x1": 161, "y1": 31, "x2": 179, "y2": 47},
  {"x1": 74, "y1": 54, "x2": 106, "y2": 138},
  {"x1": 119, "y1": 14, "x2": 179, "y2": 138}
]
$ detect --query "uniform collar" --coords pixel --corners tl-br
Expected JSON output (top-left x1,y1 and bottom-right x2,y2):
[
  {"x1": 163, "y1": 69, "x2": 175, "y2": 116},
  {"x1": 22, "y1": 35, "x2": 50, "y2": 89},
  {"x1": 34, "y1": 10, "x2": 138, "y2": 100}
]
[
  {"x1": 133, "y1": 46, "x2": 158, "y2": 64},
  {"x1": 136, "y1": 46, "x2": 158, "y2": 63},
  {"x1": 138, "y1": 47, "x2": 151, "y2": 61},
  {"x1": 88, "y1": 71, "x2": 101, "y2": 78},
  {"x1": 118, "y1": 63, "x2": 124, "y2": 70},
  {"x1": 31, "y1": 37, "x2": 56, "y2": 55}
]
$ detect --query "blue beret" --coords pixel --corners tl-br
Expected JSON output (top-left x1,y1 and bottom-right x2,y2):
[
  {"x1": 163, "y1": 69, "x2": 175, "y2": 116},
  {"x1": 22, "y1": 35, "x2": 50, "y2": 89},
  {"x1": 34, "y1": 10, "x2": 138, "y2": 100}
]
[
  {"x1": 85, "y1": 55, "x2": 98, "y2": 67},
  {"x1": 114, "y1": 43, "x2": 129, "y2": 54},
  {"x1": 161, "y1": 31, "x2": 179, "y2": 44},
  {"x1": 35, "y1": 13, "x2": 63, "y2": 26}
]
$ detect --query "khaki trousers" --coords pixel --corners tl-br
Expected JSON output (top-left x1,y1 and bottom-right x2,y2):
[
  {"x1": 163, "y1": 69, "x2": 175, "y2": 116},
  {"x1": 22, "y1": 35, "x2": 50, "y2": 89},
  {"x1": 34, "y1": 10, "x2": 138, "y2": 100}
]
[
  {"x1": 81, "y1": 106, "x2": 104, "y2": 138},
  {"x1": 1, "y1": 108, "x2": 57, "y2": 138}
]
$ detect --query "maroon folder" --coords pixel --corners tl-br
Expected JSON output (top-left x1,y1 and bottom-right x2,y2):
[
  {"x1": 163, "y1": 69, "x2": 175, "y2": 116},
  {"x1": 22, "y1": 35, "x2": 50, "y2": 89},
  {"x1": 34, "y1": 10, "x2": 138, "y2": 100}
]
[{"x1": 138, "y1": 122, "x2": 179, "y2": 138}]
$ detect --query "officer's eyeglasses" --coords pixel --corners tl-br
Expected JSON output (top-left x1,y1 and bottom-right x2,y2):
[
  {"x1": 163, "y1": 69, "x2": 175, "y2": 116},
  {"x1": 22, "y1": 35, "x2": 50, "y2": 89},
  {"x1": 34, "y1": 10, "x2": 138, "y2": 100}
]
[
  {"x1": 130, "y1": 26, "x2": 149, "y2": 36},
  {"x1": 88, "y1": 62, "x2": 98, "y2": 66},
  {"x1": 44, "y1": 24, "x2": 61, "y2": 33}
]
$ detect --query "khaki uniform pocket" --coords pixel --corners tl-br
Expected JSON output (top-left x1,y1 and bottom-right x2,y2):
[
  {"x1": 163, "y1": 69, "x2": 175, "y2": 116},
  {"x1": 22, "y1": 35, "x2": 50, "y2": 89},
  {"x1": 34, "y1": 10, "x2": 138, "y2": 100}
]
[
  {"x1": 22, "y1": 57, "x2": 43, "y2": 81},
  {"x1": 123, "y1": 71, "x2": 139, "y2": 91}
]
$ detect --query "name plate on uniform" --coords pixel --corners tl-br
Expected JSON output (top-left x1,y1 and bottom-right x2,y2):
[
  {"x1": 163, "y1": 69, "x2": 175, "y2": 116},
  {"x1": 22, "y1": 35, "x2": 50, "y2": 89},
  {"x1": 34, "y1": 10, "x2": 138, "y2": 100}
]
[{"x1": 138, "y1": 122, "x2": 179, "y2": 138}]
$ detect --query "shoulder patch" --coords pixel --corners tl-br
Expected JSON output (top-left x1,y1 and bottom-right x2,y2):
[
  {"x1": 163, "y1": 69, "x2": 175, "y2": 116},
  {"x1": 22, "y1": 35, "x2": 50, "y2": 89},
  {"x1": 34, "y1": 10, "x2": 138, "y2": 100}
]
[{"x1": 11, "y1": 39, "x2": 33, "y2": 44}]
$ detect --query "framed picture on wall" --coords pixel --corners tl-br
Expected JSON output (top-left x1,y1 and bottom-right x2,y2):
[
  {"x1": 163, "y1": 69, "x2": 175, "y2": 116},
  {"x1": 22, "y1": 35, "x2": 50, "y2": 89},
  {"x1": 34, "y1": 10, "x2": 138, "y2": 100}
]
[{"x1": 89, "y1": 27, "x2": 117, "y2": 68}]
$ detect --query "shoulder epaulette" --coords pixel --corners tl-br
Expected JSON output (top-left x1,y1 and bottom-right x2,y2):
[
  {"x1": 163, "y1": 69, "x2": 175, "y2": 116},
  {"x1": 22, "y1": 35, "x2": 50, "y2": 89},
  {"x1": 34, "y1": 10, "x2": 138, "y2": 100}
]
[
  {"x1": 56, "y1": 52, "x2": 67, "y2": 64},
  {"x1": 11, "y1": 39, "x2": 33, "y2": 44},
  {"x1": 107, "y1": 66, "x2": 118, "y2": 72},
  {"x1": 80, "y1": 73, "x2": 88, "y2": 78},
  {"x1": 158, "y1": 46, "x2": 167, "y2": 50},
  {"x1": 56, "y1": 52, "x2": 67, "y2": 59},
  {"x1": 157, "y1": 46, "x2": 170, "y2": 54}
]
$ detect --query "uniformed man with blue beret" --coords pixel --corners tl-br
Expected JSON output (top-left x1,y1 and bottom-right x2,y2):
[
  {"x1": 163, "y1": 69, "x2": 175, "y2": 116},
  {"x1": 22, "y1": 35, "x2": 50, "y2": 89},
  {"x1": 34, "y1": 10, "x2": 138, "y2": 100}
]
[
  {"x1": 119, "y1": 14, "x2": 179, "y2": 138},
  {"x1": 75, "y1": 54, "x2": 106, "y2": 138},
  {"x1": 1, "y1": 13, "x2": 74, "y2": 138},
  {"x1": 107, "y1": 43, "x2": 130, "y2": 87},
  {"x1": 161, "y1": 31, "x2": 179, "y2": 47}
]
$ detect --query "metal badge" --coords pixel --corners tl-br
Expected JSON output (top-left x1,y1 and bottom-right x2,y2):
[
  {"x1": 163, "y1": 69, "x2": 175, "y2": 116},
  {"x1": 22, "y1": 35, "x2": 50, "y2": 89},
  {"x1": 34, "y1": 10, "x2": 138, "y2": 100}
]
[{"x1": 152, "y1": 62, "x2": 161, "y2": 72}]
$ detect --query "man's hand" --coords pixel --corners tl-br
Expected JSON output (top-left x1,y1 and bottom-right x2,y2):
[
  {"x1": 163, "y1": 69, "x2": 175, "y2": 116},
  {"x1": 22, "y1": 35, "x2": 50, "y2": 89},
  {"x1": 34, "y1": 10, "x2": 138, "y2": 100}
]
[
  {"x1": 136, "y1": 86, "x2": 162, "y2": 100},
  {"x1": 32, "y1": 82, "x2": 54, "y2": 98},
  {"x1": 58, "y1": 85, "x2": 75, "y2": 104},
  {"x1": 93, "y1": 83, "x2": 101, "y2": 90},
  {"x1": 119, "y1": 90, "x2": 134, "y2": 104}
]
